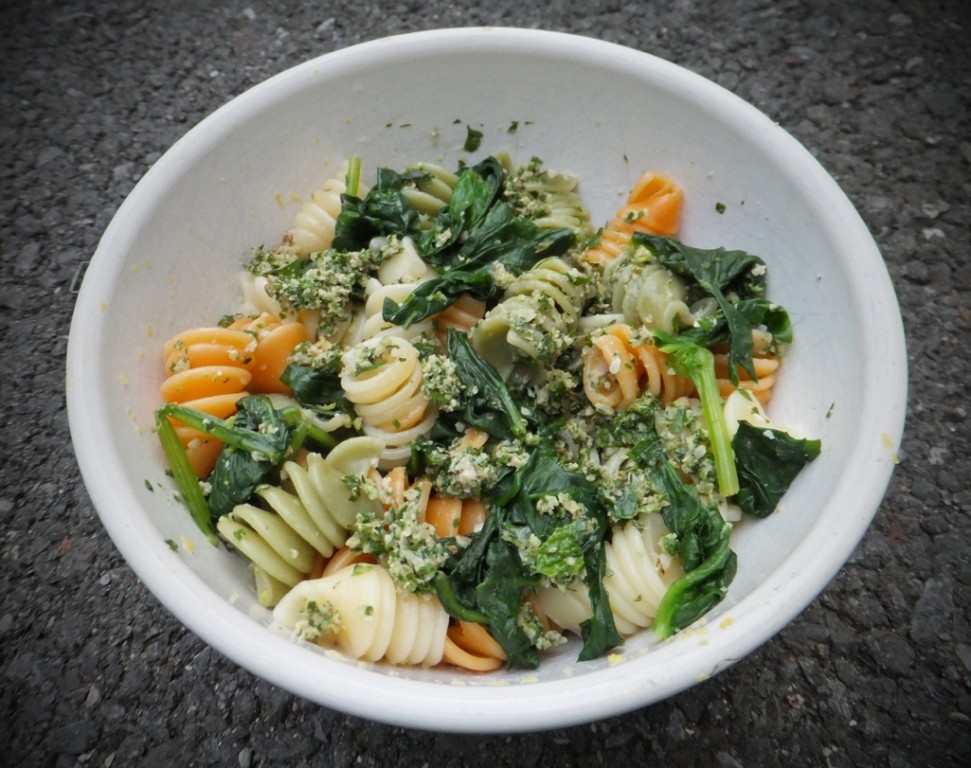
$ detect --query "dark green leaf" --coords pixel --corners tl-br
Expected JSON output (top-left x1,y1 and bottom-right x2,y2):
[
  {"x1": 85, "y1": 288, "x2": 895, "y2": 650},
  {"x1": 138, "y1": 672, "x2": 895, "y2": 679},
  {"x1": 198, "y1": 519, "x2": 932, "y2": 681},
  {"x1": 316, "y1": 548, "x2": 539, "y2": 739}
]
[
  {"x1": 464, "y1": 125, "x2": 484, "y2": 152},
  {"x1": 206, "y1": 396, "x2": 291, "y2": 517},
  {"x1": 280, "y1": 364, "x2": 346, "y2": 410},
  {"x1": 386, "y1": 206, "x2": 575, "y2": 327},
  {"x1": 445, "y1": 329, "x2": 527, "y2": 439},
  {"x1": 733, "y1": 422, "x2": 821, "y2": 517},
  {"x1": 578, "y1": 542, "x2": 623, "y2": 660},
  {"x1": 474, "y1": 539, "x2": 540, "y2": 669},
  {"x1": 332, "y1": 167, "x2": 425, "y2": 250},
  {"x1": 652, "y1": 519, "x2": 735, "y2": 639},
  {"x1": 636, "y1": 233, "x2": 769, "y2": 382}
]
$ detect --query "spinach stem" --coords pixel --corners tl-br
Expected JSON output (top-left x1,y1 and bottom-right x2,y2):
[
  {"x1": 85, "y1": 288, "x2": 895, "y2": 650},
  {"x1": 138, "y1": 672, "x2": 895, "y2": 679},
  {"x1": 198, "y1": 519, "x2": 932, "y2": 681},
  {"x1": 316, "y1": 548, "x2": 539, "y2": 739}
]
[
  {"x1": 655, "y1": 336, "x2": 739, "y2": 497},
  {"x1": 345, "y1": 155, "x2": 362, "y2": 198},
  {"x1": 158, "y1": 403, "x2": 284, "y2": 463},
  {"x1": 154, "y1": 411, "x2": 218, "y2": 545},
  {"x1": 279, "y1": 405, "x2": 338, "y2": 451},
  {"x1": 433, "y1": 572, "x2": 489, "y2": 624},
  {"x1": 691, "y1": 348, "x2": 740, "y2": 497}
]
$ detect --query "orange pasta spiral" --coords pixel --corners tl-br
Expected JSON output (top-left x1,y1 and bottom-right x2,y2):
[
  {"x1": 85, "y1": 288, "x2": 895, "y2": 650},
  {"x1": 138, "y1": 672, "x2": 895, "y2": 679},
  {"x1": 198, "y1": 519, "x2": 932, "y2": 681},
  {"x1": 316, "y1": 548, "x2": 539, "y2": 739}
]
[
  {"x1": 433, "y1": 292, "x2": 488, "y2": 342},
  {"x1": 161, "y1": 326, "x2": 256, "y2": 477},
  {"x1": 582, "y1": 323, "x2": 694, "y2": 410},
  {"x1": 714, "y1": 329, "x2": 781, "y2": 406},
  {"x1": 160, "y1": 313, "x2": 309, "y2": 477},
  {"x1": 582, "y1": 171, "x2": 683, "y2": 267}
]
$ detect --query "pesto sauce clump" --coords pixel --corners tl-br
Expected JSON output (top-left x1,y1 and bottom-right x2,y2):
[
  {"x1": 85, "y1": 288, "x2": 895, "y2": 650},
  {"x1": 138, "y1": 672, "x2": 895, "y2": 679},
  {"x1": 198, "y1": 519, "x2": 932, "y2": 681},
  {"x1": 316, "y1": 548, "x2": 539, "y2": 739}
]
[{"x1": 347, "y1": 485, "x2": 450, "y2": 594}]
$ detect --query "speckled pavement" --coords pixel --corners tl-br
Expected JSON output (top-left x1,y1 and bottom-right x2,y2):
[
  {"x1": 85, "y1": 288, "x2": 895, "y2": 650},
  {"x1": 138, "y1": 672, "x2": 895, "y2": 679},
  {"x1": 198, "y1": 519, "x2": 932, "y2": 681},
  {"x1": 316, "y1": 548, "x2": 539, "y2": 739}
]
[{"x1": 2, "y1": 1, "x2": 969, "y2": 765}]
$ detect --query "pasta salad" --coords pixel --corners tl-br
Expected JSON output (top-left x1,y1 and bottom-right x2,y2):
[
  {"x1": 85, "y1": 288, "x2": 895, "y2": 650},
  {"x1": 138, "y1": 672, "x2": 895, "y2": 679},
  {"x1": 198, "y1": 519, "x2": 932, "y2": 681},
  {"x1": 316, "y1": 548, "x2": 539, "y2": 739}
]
[{"x1": 155, "y1": 153, "x2": 820, "y2": 671}]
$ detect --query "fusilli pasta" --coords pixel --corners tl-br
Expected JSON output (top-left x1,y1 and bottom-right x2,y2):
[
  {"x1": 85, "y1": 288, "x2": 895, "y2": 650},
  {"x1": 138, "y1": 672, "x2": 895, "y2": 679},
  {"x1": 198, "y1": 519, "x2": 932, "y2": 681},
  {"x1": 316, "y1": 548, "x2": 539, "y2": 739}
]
[
  {"x1": 340, "y1": 336, "x2": 437, "y2": 467},
  {"x1": 537, "y1": 514, "x2": 683, "y2": 637},
  {"x1": 286, "y1": 161, "x2": 369, "y2": 255},
  {"x1": 273, "y1": 562, "x2": 450, "y2": 666},
  {"x1": 604, "y1": 249, "x2": 694, "y2": 333},
  {"x1": 583, "y1": 323, "x2": 694, "y2": 411},
  {"x1": 582, "y1": 171, "x2": 683, "y2": 267},
  {"x1": 472, "y1": 256, "x2": 590, "y2": 378},
  {"x1": 217, "y1": 437, "x2": 385, "y2": 606}
]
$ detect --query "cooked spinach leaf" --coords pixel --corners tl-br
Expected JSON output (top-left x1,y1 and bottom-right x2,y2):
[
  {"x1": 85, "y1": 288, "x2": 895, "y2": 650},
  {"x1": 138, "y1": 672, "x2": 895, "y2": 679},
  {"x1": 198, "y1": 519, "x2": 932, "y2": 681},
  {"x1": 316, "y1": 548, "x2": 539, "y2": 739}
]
[
  {"x1": 631, "y1": 428, "x2": 737, "y2": 639},
  {"x1": 578, "y1": 542, "x2": 624, "y2": 661},
  {"x1": 383, "y1": 201, "x2": 576, "y2": 327},
  {"x1": 634, "y1": 233, "x2": 768, "y2": 383},
  {"x1": 204, "y1": 395, "x2": 292, "y2": 518},
  {"x1": 280, "y1": 363, "x2": 350, "y2": 414},
  {"x1": 733, "y1": 421, "x2": 821, "y2": 517},
  {"x1": 332, "y1": 166, "x2": 424, "y2": 250},
  {"x1": 444, "y1": 328, "x2": 528, "y2": 439},
  {"x1": 474, "y1": 538, "x2": 541, "y2": 669}
]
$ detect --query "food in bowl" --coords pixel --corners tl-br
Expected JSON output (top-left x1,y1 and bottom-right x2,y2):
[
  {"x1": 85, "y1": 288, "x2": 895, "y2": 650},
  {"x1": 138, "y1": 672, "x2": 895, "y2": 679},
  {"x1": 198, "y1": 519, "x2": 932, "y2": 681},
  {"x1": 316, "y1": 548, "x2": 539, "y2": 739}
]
[
  {"x1": 154, "y1": 150, "x2": 820, "y2": 672},
  {"x1": 68, "y1": 28, "x2": 905, "y2": 730}
]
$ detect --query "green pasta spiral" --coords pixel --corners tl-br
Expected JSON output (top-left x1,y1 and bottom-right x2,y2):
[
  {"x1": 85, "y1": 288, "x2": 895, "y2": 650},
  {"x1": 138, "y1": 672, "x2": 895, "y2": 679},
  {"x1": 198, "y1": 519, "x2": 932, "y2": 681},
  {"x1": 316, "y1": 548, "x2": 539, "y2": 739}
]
[
  {"x1": 472, "y1": 256, "x2": 590, "y2": 378},
  {"x1": 400, "y1": 162, "x2": 461, "y2": 218},
  {"x1": 216, "y1": 437, "x2": 384, "y2": 606},
  {"x1": 504, "y1": 158, "x2": 592, "y2": 235},
  {"x1": 604, "y1": 245, "x2": 693, "y2": 333}
]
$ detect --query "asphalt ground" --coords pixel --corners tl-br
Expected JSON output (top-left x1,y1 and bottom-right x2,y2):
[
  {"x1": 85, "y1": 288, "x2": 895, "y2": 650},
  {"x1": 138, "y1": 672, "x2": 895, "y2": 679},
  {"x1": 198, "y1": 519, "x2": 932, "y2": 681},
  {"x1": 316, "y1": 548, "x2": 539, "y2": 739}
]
[{"x1": 2, "y1": 0, "x2": 969, "y2": 765}]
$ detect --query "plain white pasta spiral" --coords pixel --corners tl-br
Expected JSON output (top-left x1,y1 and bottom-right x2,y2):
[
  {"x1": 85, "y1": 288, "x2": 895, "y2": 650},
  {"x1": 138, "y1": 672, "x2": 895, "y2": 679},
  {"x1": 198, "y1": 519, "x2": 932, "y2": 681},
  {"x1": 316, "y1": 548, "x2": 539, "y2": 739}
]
[
  {"x1": 536, "y1": 513, "x2": 684, "y2": 636},
  {"x1": 340, "y1": 336, "x2": 437, "y2": 467},
  {"x1": 286, "y1": 162, "x2": 370, "y2": 256},
  {"x1": 360, "y1": 280, "x2": 437, "y2": 342},
  {"x1": 238, "y1": 272, "x2": 322, "y2": 339},
  {"x1": 375, "y1": 235, "x2": 437, "y2": 285},
  {"x1": 216, "y1": 437, "x2": 384, "y2": 605},
  {"x1": 239, "y1": 271, "x2": 284, "y2": 317},
  {"x1": 472, "y1": 256, "x2": 589, "y2": 378},
  {"x1": 359, "y1": 237, "x2": 438, "y2": 342},
  {"x1": 606, "y1": 250, "x2": 693, "y2": 333},
  {"x1": 273, "y1": 563, "x2": 450, "y2": 666}
]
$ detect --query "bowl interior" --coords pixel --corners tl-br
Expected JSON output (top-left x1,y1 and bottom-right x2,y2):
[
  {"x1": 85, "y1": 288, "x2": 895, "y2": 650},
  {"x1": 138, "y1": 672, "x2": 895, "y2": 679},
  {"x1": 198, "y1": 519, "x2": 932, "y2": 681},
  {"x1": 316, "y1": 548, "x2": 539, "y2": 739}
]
[{"x1": 68, "y1": 28, "x2": 906, "y2": 731}]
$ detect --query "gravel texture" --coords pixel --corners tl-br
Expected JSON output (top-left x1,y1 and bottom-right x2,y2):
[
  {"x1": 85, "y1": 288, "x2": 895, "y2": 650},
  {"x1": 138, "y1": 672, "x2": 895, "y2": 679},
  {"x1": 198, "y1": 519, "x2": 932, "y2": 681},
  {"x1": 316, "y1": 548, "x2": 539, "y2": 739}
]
[{"x1": 2, "y1": 0, "x2": 969, "y2": 766}]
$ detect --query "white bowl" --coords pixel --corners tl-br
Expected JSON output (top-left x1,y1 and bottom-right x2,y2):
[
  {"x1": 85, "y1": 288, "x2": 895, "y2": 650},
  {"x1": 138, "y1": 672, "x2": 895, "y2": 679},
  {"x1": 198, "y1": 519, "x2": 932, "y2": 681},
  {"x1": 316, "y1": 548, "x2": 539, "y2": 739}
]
[{"x1": 67, "y1": 28, "x2": 906, "y2": 732}]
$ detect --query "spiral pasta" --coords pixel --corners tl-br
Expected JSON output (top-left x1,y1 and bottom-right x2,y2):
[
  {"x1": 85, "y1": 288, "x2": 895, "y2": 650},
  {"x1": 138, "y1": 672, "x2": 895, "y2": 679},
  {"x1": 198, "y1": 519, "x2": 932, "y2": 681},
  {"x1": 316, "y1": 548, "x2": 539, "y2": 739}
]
[
  {"x1": 379, "y1": 464, "x2": 503, "y2": 671},
  {"x1": 582, "y1": 171, "x2": 683, "y2": 267},
  {"x1": 227, "y1": 313, "x2": 310, "y2": 394},
  {"x1": 605, "y1": 254, "x2": 694, "y2": 333},
  {"x1": 357, "y1": 281, "x2": 436, "y2": 343},
  {"x1": 238, "y1": 270, "x2": 284, "y2": 319},
  {"x1": 273, "y1": 562, "x2": 450, "y2": 666},
  {"x1": 286, "y1": 161, "x2": 370, "y2": 256},
  {"x1": 536, "y1": 513, "x2": 683, "y2": 636},
  {"x1": 217, "y1": 436, "x2": 385, "y2": 606},
  {"x1": 443, "y1": 620, "x2": 507, "y2": 672},
  {"x1": 472, "y1": 256, "x2": 589, "y2": 377},
  {"x1": 272, "y1": 464, "x2": 501, "y2": 670},
  {"x1": 433, "y1": 292, "x2": 487, "y2": 341},
  {"x1": 334, "y1": 237, "x2": 439, "y2": 347},
  {"x1": 381, "y1": 459, "x2": 489, "y2": 542},
  {"x1": 715, "y1": 329, "x2": 781, "y2": 406},
  {"x1": 340, "y1": 335, "x2": 437, "y2": 466},
  {"x1": 504, "y1": 159, "x2": 592, "y2": 234},
  {"x1": 160, "y1": 326, "x2": 258, "y2": 476},
  {"x1": 583, "y1": 323, "x2": 695, "y2": 411},
  {"x1": 399, "y1": 162, "x2": 460, "y2": 217}
]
